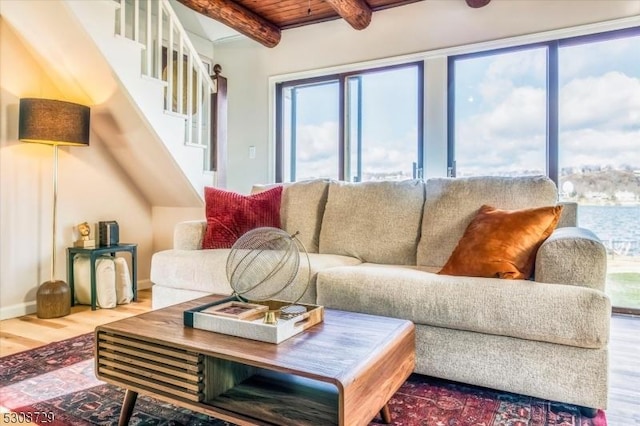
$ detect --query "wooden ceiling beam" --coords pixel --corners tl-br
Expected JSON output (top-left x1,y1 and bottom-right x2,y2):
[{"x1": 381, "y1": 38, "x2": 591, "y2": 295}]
[
  {"x1": 324, "y1": 0, "x2": 372, "y2": 30},
  {"x1": 177, "y1": 0, "x2": 281, "y2": 48},
  {"x1": 465, "y1": 0, "x2": 491, "y2": 8}
]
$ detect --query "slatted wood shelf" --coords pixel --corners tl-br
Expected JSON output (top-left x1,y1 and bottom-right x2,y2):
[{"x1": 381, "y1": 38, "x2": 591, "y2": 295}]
[{"x1": 96, "y1": 331, "x2": 204, "y2": 402}]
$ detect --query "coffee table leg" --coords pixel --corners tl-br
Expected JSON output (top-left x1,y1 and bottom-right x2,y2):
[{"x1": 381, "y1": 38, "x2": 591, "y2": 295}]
[
  {"x1": 380, "y1": 403, "x2": 392, "y2": 424},
  {"x1": 118, "y1": 389, "x2": 138, "y2": 426}
]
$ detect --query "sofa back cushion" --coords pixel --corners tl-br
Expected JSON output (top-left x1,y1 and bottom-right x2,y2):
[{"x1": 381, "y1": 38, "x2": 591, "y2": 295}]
[
  {"x1": 557, "y1": 201, "x2": 577, "y2": 228},
  {"x1": 417, "y1": 175, "x2": 558, "y2": 268},
  {"x1": 319, "y1": 179, "x2": 425, "y2": 265},
  {"x1": 252, "y1": 179, "x2": 330, "y2": 253}
]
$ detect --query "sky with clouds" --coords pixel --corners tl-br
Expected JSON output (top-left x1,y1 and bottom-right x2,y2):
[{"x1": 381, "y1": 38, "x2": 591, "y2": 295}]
[
  {"x1": 284, "y1": 66, "x2": 419, "y2": 181},
  {"x1": 455, "y1": 35, "x2": 640, "y2": 177},
  {"x1": 283, "y1": 33, "x2": 639, "y2": 181}
]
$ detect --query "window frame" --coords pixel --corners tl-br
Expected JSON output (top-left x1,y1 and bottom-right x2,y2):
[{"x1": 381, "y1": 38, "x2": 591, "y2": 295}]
[
  {"x1": 275, "y1": 61, "x2": 424, "y2": 183},
  {"x1": 446, "y1": 26, "x2": 640, "y2": 184}
]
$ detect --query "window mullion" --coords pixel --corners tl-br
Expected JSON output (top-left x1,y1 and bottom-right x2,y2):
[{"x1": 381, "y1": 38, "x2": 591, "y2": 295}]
[
  {"x1": 290, "y1": 87, "x2": 298, "y2": 182},
  {"x1": 275, "y1": 83, "x2": 283, "y2": 183},
  {"x1": 356, "y1": 77, "x2": 363, "y2": 183},
  {"x1": 446, "y1": 56, "x2": 456, "y2": 177},
  {"x1": 547, "y1": 41, "x2": 559, "y2": 186},
  {"x1": 416, "y1": 61, "x2": 425, "y2": 179},
  {"x1": 338, "y1": 78, "x2": 346, "y2": 181},
  {"x1": 346, "y1": 75, "x2": 364, "y2": 182}
]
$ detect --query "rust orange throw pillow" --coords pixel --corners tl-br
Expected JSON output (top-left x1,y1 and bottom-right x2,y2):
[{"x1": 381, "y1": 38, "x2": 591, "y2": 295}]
[
  {"x1": 202, "y1": 186, "x2": 283, "y2": 249},
  {"x1": 438, "y1": 204, "x2": 563, "y2": 280}
]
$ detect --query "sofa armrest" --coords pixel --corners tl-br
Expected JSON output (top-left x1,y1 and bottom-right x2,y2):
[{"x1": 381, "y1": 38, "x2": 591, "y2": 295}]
[
  {"x1": 535, "y1": 227, "x2": 607, "y2": 291},
  {"x1": 174, "y1": 220, "x2": 206, "y2": 250}
]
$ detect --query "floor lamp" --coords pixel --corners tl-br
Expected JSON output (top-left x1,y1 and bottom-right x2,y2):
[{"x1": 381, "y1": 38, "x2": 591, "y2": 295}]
[{"x1": 19, "y1": 98, "x2": 90, "y2": 319}]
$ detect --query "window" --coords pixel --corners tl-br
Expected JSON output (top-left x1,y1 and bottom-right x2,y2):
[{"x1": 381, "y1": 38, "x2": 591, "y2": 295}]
[
  {"x1": 280, "y1": 80, "x2": 341, "y2": 181},
  {"x1": 449, "y1": 27, "x2": 640, "y2": 313},
  {"x1": 558, "y1": 32, "x2": 640, "y2": 313},
  {"x1": 276, "y1": 63, "x2": 423, "y2": 183},
  {"x1": 449, "y1": 46, "x2": 548, "y2": 177}
]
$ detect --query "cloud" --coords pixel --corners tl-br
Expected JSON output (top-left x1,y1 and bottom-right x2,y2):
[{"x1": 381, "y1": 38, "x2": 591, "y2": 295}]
[
  {"x1": 454, "y1": 132, "x2": 546, "y2": 176},
  {"x1": 485, "y1": 48, "x2": 547, "y2": 81},
  {"x1": 293, "y1": 121, "x2": 339, "y2": 180},
  {"x1": 457, "y1": 70, "x2": 640, "y2": 176},
  {"x1": 560, "y1": 128, "x2": 640, "y2": 169},
  {"x1": 560, "y1": 37, "x2": 639, "y2": 82},
  {"x1": 476, "y1": 49, "x2": 546, "y2": 104},
  {"x1": 472, "y1": 86, "x2": 546, "y2": 139},
  {"x1": 296, "y1": 121, "x2": 337, "y2": 162},
  {"x1": 561, "y1": 71, "x2": 640, "y2": 130},
  {"x1": 359, "y1": 128, "x2": 417, "y2": 173},
  {"x1": 292, "y1": 123, "x2": 419, "y2": 180}
]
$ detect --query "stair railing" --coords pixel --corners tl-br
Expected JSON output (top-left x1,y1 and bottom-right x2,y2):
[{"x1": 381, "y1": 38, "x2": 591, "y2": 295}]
[{"x1": 114, "y1": 0, "x2": 214, "y2": 163}]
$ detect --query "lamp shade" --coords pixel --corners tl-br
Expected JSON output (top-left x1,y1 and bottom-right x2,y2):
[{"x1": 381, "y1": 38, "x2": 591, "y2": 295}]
[{"x1": 19, "y1": 98, "x2": 90, "y2": 146}]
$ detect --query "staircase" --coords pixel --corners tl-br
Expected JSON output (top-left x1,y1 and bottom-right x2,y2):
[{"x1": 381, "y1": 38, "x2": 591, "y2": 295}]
[{"x1": 1, "y1": 0, "x2": 217, "y2": 207}]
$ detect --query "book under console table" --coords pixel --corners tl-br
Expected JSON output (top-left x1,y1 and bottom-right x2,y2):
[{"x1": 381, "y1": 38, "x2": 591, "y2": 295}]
[{"x1": 95, "y1": 295, "x2": 415, "y2": 426}]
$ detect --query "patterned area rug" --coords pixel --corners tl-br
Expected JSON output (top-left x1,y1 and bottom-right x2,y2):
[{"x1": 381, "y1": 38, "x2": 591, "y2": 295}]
[{"x1": 1, "y1": 334, "x2": 607, "y2": 426}]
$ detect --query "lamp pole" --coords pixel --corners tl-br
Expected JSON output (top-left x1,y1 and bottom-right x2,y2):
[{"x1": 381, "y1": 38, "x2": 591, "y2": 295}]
[{"x1": 51, "y1": 144, "x2": 59, "y2": 282}]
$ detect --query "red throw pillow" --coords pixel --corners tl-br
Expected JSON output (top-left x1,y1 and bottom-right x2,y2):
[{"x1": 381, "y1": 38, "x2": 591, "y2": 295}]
[
  {"x1": 202, "y1": 186, "x2": 283, "y2": 249},
  {"x1": 438, "y1": 204, "x2": 563, "y2": 280}
]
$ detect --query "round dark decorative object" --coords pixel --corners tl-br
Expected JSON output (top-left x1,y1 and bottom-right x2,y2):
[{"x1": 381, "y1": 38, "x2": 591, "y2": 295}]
[{"x1": 36, "y1": 280, "x2": 71, "y2": 319}]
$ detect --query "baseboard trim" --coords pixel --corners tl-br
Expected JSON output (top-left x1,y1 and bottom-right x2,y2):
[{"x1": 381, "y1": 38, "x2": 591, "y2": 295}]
[
  {"x1": 0, "y1": 301, "x2": 37, "y2": 321},
  {"x1": 0, "y1": 280, "x2": 151, "y2": 320},
  {"x1": 137, "y1": 279, "x2": 152, "y2": 290}
]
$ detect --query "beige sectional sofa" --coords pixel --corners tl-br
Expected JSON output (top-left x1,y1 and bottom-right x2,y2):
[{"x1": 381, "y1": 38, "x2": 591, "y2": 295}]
[{"x1": 150, "y1": 176, "x2": 610, "y2": 411}]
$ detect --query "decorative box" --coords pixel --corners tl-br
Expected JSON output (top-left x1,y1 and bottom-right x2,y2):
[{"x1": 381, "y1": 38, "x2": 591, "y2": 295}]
[
  {"x1": 184, "y1": 297, "x2": 324, "y2": 344},
  {"x1": 98, "y1": 221, "x2": 119, "y2": 246}
]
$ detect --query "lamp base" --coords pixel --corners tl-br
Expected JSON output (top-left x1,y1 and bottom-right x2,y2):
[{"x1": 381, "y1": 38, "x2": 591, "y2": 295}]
[{"x1": 36, "y1": 280, "x2": 71, "y2": 319}]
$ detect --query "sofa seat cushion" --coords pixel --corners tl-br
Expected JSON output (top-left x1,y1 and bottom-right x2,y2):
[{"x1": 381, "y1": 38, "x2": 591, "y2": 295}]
[
  {"x1": 316, "y1": 264, "x2": 610, "y2": 349},
  {"x1": 151, "y1": 250, "x2": 361, "y2": 304},
  {"x1": 319, "y1": 179, "x2": 425, "y2": 265}
]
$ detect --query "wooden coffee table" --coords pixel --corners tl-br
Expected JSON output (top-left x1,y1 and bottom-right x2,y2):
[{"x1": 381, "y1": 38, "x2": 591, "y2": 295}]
[{"x1": 95, "y1": 295, "x2": 415, "y2": 425}]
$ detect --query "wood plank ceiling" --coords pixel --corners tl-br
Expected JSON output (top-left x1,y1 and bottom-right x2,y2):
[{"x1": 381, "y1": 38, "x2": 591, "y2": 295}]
[{"x1": 177, "y1": 0, "x2": 491, "y2": 48}]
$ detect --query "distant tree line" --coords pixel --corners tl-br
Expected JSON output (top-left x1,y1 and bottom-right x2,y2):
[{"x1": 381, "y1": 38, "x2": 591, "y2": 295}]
[{"x1": 560, "y1": 167, "x2": 640, "y2": 203}]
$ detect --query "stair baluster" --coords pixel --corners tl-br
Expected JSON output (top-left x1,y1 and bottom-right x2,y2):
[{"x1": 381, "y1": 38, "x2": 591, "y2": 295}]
[{"x1": 114, "y1": 0, "x2": 215, "y2": 169}]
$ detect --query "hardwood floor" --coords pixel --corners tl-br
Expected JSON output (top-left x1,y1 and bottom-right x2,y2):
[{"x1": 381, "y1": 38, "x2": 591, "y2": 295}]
[
  {"x1": 0, "y1": 289, "x2": 152, "y2": 357},
  {"x1": 607, "y1": 314, "x2": 640, "y2": 426},
  {"x1": 0, "y1": 293, "x2": 638, "y2": 425}
]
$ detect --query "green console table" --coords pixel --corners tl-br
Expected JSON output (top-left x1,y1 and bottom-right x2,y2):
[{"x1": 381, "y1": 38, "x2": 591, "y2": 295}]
[{"x1": 67, "y1": 243, "x2": 137, "y2": 311}]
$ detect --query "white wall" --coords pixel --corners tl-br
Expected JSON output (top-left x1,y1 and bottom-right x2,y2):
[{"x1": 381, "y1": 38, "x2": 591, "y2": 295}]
[
  {"x1": 213, "y1": 0, "x2": 640, "y2": 193},
  {"x1": 152, "y1": 206, "x2": 204, "y2": 251},
  {"x1": 0, "y1": 19, "x2": 154, "y2": 319}
]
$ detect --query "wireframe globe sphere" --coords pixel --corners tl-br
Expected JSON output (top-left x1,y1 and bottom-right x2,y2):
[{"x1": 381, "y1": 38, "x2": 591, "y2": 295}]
[{"x1": 226, "y1": 227, "x2": 301, "y2": 301}]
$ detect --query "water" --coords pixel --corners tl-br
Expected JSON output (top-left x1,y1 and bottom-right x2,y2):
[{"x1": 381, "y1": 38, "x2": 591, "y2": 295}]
[{"x1": 578, "y1": 205, "x2": 640, "y2": 257}]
